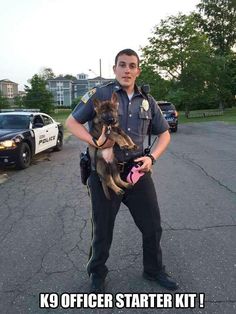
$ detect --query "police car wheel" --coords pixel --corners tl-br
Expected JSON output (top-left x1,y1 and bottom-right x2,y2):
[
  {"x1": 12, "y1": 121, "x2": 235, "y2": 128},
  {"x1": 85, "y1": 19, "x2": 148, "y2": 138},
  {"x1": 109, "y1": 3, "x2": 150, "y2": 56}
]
[
  {"x1": 16, "y1": 142, "x2": 32, "y2": 169},
  {"x1": 54, "y1": 133, "x2": 63, "y2": 151},
  {"x1": 171, "y1": 125, "x2": 178, "y2": 132}
]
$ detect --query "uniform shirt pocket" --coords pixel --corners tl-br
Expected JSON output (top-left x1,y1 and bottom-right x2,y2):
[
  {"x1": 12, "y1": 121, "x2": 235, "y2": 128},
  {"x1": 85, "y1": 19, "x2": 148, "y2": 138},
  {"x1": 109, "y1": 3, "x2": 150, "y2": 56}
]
[{"x1": 118, "y1": 105, "x2": 125, "y2": 128}]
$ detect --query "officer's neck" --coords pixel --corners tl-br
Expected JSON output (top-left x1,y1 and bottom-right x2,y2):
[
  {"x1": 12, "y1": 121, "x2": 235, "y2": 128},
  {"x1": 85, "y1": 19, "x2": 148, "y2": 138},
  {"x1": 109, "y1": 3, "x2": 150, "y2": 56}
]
[{"x1": 122, "y1": 85, "x2": 135, "y2": 96}]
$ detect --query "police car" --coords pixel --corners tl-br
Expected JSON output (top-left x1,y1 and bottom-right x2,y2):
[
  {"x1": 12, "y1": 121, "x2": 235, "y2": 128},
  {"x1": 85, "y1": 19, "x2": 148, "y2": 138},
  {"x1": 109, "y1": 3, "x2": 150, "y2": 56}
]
[
  {"x1": 157, "y1": 101, "x2": 178, "y2": 132},
  {"x1": 0, "y1": 110, "x2": 63, "y2": 169}
]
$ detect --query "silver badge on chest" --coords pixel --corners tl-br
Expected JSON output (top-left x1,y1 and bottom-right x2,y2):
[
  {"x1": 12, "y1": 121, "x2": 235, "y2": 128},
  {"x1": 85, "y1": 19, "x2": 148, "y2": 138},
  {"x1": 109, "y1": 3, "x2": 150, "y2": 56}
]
[{"x1": 141, "y1": 99, "x2": 149, "y2": 111}]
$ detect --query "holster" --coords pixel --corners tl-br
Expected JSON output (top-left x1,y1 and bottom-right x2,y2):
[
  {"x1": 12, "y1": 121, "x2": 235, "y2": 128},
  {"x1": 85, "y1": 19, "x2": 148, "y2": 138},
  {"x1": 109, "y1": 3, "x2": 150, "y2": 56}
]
[{"x1": 80, "y1": 147, "x2": 91, "y2": 185}]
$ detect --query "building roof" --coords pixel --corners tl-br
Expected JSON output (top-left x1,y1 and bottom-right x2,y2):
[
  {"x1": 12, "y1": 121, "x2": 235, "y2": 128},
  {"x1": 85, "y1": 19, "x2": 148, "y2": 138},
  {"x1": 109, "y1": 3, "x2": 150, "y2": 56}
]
[
  {"x1": 0, "y1": 79, "x2": 18, "y2": 85},
  {"x1": 89, "y1": 76, "x2": 110, "y2": 81},
  {"x1": 47, "y1": 76, "x2": 73, "y2": 82}
]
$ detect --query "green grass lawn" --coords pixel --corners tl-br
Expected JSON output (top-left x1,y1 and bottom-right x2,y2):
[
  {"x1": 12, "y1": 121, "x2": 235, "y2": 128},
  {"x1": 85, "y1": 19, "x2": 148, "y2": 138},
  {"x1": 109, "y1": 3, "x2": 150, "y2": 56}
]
[
  {"x1": 51, "y1": 109, "x2": 71, "y2": 138},
  {"x1": 179, "y1": 107, "x2": 236, "y2": 125},
  {"x1": 51, "y1": 109, "x2": 71, "y2": 124}
]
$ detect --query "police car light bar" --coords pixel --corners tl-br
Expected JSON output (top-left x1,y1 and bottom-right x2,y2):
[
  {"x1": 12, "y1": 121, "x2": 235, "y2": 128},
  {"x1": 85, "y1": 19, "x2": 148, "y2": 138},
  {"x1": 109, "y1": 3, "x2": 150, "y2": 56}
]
[{"x1": 0, "y1": 108, "x2": 41, "y2": 112}]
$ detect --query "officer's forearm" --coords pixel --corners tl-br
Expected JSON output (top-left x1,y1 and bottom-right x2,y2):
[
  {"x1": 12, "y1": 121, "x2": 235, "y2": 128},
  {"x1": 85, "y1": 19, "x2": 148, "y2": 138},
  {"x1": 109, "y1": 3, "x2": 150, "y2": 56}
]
[
  {"x1": 66, "y1": 115, "x2": 94, "y2": 146},
  {"x1": 151, "y1": 130, "x2": 171, "y2": 160}
]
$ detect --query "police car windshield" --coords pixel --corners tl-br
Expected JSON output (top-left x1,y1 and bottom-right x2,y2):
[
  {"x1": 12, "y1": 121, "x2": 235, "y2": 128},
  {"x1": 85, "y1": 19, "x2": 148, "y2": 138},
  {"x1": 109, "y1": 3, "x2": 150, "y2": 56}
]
[
  {"x1": 158, "y1": 103, "x2": 175, "y2": 111},
  {"x1": 0, "y1": 114, "x2": 30, "y2": 129}
]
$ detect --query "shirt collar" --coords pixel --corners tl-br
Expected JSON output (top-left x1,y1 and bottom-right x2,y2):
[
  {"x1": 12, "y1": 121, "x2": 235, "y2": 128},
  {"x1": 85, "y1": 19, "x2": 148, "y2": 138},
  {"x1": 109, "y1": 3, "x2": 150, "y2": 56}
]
[{"x1": 113, "y1": 80, "x2": 143, "y2": 97}]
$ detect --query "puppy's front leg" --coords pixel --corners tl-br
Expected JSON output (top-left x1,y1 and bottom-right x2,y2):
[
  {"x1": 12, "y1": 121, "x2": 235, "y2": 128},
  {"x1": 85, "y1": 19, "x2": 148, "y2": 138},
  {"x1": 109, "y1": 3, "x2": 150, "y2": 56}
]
[
  {"x1": 117, "y1": 128, "x2": 137, "y2": 148},
  {"x1": 109, "y1": 130, "x2": 137, "y2": 150}
]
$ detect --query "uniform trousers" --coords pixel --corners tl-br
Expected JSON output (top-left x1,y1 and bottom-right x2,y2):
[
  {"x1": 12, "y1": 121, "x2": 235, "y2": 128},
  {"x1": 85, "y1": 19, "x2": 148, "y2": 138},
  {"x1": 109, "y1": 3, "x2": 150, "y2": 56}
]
[{"x1": 86, "y1": 170, "x2": 163, "y2": 279}]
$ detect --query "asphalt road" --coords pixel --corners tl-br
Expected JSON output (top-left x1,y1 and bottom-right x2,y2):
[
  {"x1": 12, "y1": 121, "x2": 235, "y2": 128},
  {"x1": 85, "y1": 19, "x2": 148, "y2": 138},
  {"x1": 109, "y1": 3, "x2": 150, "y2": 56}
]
[{"x1": 0, "y1": 122, "x2": 235, "y2": 314}]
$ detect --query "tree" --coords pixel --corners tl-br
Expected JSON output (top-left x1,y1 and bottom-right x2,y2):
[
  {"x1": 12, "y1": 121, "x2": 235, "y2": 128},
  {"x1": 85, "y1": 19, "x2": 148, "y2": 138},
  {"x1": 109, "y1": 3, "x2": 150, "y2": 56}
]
[
  {"x1": 228, "y1": 52, "x2": 236, "y2": 105},
  {"x1": 137, "y1": 61, "x2": 171, "y2": 101},
  {"x1": 39, "y1": 67, "x2": 56, "y2": 80},
  {"x1": 142, "y1": 14, "x2": 209, "y2": 78},
  {"x1": 63, "y1": 74, "x2": 77, "y2": 81},
  {"x1": 197, "y1": 0, "x2": 236, "y2": 55},
  {"x1": 24, "y1": 74, "x2": 54, "y2": 113},
  {"x1": 71, "y1": 96, "x2": 82, "y2": 110},
  {"x1": 0, "y1": 91, "x2": 9, "y2": 109},
  {"x1": 13, "y1": 95, "x2": 24, "y2": 108},
  {"x1": 197, "y1": 0, "x2": 236, "y2": 109},
  {"x1": 141, "y1": 13, "x2": 215, "y2": 112}
]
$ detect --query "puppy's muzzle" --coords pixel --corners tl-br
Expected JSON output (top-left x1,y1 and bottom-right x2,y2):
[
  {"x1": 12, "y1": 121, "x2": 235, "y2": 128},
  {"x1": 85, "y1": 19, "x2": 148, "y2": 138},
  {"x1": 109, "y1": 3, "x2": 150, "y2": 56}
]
[{"x1": 102, "y1": 116, "x2": 117, "y2": 126}]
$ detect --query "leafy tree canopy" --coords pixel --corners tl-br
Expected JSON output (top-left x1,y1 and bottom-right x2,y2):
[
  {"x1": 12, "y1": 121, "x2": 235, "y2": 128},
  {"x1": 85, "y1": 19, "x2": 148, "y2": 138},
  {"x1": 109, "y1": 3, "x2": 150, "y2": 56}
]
[
  {"x1": 24, "y1": 74, "x2": 54, "y2": 113},
  {"x1": 0, "y1": 90, "x2": 9, "y2": 109},
  {"x1": 142, "y1": 13, "x2": 211, "y2": 80},
  {"x1": 141, "y1": 13, "x2": 217, "y2": 111},
  {"x1": 137, "y1": 61, "x2": 171, "y2": 101},
  {"x1": 71, "y1": 96, "x2": 82, "y2": 110},
  {"x1": 63, "y1": 74, "x2": 77, "y2": 81},
  {"x1": 197, "y1": 0, "x2": 236, "y2": 55},
  {"x1": 39, "y1": 67, "x2": 56, "y2": 80}
]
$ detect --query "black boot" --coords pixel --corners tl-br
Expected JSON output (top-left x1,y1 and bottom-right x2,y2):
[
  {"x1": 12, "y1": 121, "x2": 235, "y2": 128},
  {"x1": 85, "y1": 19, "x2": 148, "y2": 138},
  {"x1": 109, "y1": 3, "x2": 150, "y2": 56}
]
[
  {"x1": 89, "y1": 273, "x2": 105, "y2": 293},
  {"x1": 143, "y1": 267, "x2": 178, "y2": 291}
]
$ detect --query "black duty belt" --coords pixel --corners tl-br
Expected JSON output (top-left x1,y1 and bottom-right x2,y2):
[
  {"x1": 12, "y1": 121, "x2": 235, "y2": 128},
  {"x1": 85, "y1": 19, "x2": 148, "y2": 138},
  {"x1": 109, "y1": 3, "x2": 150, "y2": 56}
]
[
  {"x1": 91, "y1": 161, "x2": 129, "y2": 173},
  {"x1": 117, "y1": 157, "x2": 139, "y2": 173},
  {"x1": 92, "y1": 157, "x2": 142, "y2": 174},
  {"x1": 117, "y1": 162, "x2": 129, "y2": 173}
]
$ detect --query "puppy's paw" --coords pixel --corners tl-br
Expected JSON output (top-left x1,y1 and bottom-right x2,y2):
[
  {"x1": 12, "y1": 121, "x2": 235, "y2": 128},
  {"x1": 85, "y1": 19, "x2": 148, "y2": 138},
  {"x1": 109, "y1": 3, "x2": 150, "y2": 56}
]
[
  {"x1": 127, "y1": 144, "x2": 138, "y2": 151},
  {"x1": 125, "y1": 182, "x2": 133, "y2": 189},
  {"x1": 117, "y1": 188, "x2": 125, "y2": 195},
  {"x1": 120, "y1": 144, "x2": 130, "y2": 150}
]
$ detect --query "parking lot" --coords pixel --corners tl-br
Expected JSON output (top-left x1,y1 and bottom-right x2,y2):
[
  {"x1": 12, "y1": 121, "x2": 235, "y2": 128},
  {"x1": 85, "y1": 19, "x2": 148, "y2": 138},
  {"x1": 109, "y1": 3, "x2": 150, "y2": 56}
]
[{"x1": 0, "y1": 121, "x2": 235, "y2": 314}]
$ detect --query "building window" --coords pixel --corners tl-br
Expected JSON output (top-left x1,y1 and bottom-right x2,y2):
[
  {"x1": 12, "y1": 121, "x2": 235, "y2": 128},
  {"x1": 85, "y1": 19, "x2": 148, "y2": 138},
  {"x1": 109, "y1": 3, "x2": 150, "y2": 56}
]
[
  {"x1": 7, "y1": 84, "x2": 14, "y2": 98},
  {"x1": 57, "y1": 100, "x2": 64, "y2": 105},
  {"x1": 57, "y1": 90, "x2": 64, "y2": 106}
]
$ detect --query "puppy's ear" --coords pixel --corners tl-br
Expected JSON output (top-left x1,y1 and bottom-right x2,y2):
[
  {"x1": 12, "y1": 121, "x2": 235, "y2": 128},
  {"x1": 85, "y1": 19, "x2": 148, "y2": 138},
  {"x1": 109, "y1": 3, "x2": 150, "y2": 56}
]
[
  {"x1": 111, "y1": 92, "x2": 118, "y2": 105},
  {"x1": 93, "y1": 99, "x2": 100, "y2": 111}
]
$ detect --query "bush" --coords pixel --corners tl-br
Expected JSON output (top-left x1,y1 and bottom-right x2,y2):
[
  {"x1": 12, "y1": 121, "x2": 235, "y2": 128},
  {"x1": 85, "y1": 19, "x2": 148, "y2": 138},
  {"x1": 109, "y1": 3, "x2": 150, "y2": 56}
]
[{"x1": 71, "y1": 97, "x2": 82, "y2": 111}]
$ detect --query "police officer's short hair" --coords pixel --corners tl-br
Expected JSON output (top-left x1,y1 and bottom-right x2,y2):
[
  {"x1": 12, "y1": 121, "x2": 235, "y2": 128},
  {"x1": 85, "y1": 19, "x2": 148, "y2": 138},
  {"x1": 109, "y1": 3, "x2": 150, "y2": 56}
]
[{"x1": 115, "y1": 49, "x2": 140, "y2": 67}]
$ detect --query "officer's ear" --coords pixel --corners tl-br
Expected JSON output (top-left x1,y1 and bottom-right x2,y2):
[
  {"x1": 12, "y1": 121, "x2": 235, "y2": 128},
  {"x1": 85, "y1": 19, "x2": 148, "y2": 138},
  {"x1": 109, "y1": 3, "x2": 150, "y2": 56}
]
[
  {"x1": 136, "y1": 67, "x2": 141, "y2": 78},
  {"x1": 93, "y1": 99, "x2": 101, "y2": 112},
  {"x1": 111, "y1": 92, "x2": 118, "y2": 108}
]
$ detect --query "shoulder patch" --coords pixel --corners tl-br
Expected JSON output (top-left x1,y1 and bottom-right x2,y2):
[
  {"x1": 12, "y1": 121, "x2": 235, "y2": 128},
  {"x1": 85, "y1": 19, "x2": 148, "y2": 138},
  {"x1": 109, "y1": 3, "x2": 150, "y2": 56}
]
[{"x1": 81, "y1": 88, "x2": 96, "y2": 104}]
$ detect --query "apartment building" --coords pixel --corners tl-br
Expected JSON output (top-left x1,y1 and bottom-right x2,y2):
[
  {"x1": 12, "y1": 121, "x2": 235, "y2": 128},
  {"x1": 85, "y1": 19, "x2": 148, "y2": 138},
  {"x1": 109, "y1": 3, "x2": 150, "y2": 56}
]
[
  {"x1": 0, "y1": 79, "x2": 18, "y2": 100},
  {"x1": 47, "y1": 74, "x2": 111, "y2": 107},
  {"x1": 47, "y1": 77, "x2": 73, "y2": 107}
]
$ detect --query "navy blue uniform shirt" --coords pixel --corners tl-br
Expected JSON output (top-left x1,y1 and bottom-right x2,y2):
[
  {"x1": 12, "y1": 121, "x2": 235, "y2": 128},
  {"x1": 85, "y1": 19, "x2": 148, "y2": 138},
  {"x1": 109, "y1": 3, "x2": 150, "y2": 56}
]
[{"x1": 72, "y1": 80, "x2": 169, "y2": 162}]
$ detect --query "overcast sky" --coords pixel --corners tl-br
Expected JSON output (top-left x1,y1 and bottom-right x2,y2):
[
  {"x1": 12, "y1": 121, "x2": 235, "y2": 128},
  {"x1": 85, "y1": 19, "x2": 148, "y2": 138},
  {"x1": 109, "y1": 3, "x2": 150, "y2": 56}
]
[{"x1": 0, "y1": 0, "x2": 199, "y2": 90}]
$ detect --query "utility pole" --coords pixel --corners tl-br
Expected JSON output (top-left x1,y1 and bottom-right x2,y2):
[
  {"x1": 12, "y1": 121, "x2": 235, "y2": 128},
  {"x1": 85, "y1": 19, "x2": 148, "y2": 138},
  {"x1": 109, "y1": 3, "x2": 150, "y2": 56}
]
[
  {"x1": 89, "y1": 59, "x2": 102, "y2": 85},
  {"x1": 99, "y1": 58, "x2": 102, "y2": 84}
]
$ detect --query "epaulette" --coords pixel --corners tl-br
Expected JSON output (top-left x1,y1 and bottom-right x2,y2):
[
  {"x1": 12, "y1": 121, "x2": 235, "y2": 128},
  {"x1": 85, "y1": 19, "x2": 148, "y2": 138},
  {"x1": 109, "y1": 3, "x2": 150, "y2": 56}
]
[
  {"x1": 99, "y1": 80, "x2": 115, "y2": 88},
  {"x1": 99, "y1": 80, "x2": 122, "y2": 93}
]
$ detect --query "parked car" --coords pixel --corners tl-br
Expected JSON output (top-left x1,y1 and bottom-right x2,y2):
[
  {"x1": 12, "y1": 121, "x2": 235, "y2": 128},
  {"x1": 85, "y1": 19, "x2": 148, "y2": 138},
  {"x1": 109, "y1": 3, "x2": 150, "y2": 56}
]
[
  {"x1": 158, "y1": 101, "x2": 178, "y2": 132},
  {"x1": 0, "y1": 110, "x2": 63, "y2": 169}
]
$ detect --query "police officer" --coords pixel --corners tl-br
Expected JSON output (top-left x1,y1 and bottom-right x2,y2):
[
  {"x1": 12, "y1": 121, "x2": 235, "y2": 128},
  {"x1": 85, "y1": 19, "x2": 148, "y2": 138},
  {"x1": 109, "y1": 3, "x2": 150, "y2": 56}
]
[{"x1": 66, "y1": 49, "x2": 178, "y2": 292}]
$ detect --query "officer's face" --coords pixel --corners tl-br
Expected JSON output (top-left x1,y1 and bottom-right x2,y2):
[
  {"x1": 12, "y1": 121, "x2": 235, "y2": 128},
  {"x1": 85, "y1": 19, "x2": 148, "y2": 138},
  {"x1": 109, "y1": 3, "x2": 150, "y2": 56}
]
[{"x1": 113, "y1": 54, "x2": 140, "y2": 91}]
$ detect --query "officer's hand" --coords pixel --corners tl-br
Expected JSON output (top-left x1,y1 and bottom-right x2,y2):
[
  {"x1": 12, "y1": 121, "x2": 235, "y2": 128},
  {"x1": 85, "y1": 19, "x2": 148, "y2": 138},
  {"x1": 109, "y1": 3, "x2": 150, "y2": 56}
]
[
  {"x1": 96, "y1": 126, "x2": 115, "y2": 148},
  {"x1": 134, "y1": 156, "x2": 152, "y2": 172}
]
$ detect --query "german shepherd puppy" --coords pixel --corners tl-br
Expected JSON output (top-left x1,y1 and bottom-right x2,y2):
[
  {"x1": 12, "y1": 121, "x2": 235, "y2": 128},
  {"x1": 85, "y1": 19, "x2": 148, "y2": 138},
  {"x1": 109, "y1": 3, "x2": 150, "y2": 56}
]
[{"x1": 89, "y1": 93, "x2": 137, "y2": 199}]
